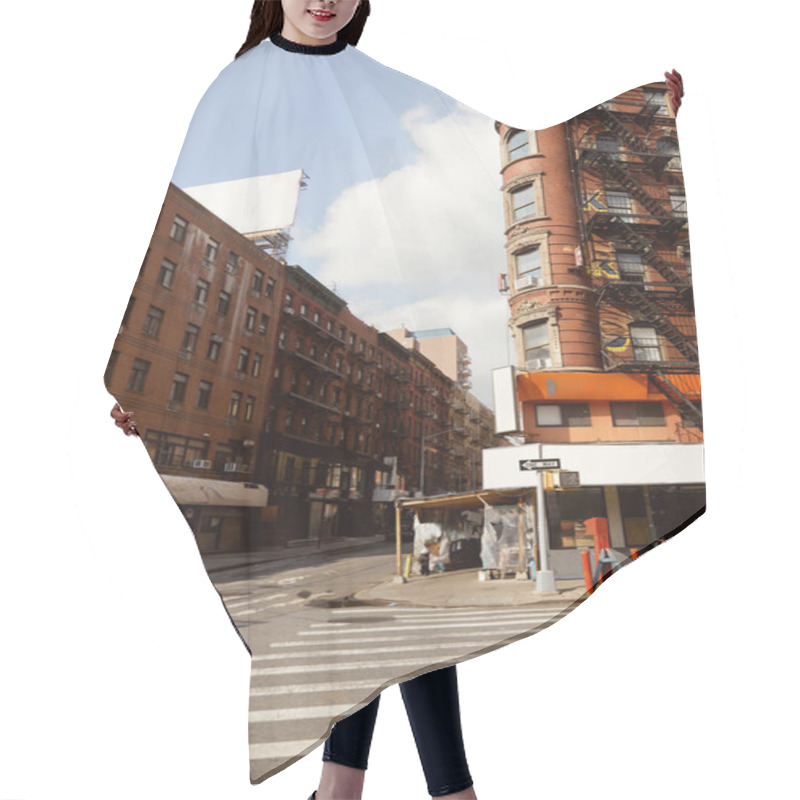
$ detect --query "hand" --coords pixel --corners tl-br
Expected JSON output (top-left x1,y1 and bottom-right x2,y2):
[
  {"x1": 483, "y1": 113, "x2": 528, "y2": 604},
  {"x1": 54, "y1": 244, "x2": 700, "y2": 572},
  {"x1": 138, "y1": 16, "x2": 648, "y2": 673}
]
[
  {"x1": 110, "y1": 402, "x2": 140, "y2": 437},
  {"x1": 665, "y1": 68, "x2": 683, "y2": 116}
]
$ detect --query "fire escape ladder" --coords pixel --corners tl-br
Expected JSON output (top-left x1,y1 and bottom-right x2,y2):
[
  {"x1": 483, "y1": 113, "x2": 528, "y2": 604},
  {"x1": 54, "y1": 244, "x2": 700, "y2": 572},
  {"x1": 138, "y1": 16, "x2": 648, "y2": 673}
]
[
  {"x1": 616, "y1": 285, "x2": 699, "y2": 361},
  {"x1": 649, "y1": 370, "x2": 703, "y2": 431},
  {"x1": 592, "y1": 153, "x2": 678, "y2": 227},
  {"x1": 598, "y1": 106, "x2": 647, "y2": 152},
  {"x1": 602, "y1": 216, "x2": 686, "y2": 286}
]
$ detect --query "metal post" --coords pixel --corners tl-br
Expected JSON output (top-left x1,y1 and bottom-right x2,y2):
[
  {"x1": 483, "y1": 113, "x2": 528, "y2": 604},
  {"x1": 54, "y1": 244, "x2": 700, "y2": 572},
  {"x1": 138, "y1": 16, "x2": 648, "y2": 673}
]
[{"x1": 535, "y1": 444, "x2": 557, "y2": 593}]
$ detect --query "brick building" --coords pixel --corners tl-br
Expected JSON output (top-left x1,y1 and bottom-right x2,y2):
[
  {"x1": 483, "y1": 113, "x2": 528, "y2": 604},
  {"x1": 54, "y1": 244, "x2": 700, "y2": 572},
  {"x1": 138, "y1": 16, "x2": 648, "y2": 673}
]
[
  {"x1": 486, "y1": 82, "x2": 704, "y2": 577},
  {"x1": 105, "y1": 182, "x2": 285, "y2": 551}
]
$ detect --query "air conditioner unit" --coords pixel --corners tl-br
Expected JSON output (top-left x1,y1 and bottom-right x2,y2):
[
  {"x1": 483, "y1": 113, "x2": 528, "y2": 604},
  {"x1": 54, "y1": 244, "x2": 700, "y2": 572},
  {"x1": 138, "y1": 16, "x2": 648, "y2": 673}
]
[
  {"x1": 526, "y1": 358, "x2": 551, "y2": 370},
  {"x1": 285, "y1": 307, "x2": 295, "y2": 315},
  {"x1": 223, "y1": 462, "x2": 239, "y2": 473},
  {"x1": 516, "y1": 275, "x2": 539, "y2": 289},
  {"x1": 192, "y1": 459, "x2": 212, "y2": 469}
]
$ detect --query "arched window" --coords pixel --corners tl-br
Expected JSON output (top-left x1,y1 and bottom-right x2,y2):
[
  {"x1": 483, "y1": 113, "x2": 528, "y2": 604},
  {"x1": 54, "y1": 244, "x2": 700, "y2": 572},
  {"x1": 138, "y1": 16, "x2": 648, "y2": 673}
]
[
  {"x1": 657, "y1": 137, "x2": 681, "y2": 170},
  {"x1": 507, "y1": 129, "x2": 531, "y2": 161}
]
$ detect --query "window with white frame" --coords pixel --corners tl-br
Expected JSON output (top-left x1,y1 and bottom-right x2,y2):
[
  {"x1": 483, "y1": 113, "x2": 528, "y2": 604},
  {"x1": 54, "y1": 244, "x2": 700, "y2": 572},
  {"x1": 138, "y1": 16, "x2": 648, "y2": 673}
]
[
  {"x1": 606, "y1": 190, "x2": 634, "y2": 222},
  {"x1": 507, "y1": 129, "x2": 531, "y2": 161},
  {"x1": 522, "y1": 320, "x2": 551, "y2": 369},
  {"x1": 158, "y1": 258, "x2": 177, "y2": 289},
  {"x1": 514, "y1": 246, "x2": 542, "y2": 288},
  {"x1": 617, "y1": 252, "x2": 646, "y2": 283},
  {"x1": 169, "y1": 216, "x2": 187, "y2": 243},
  {"x1": 511, "y1": 183, "x2": 537, "y2": 221},
  {"x1": 630, "y1": 324, "x2": 661, "y2": 361},
  {"x1": 669, "y1": 192, "x2": 687, "y2": 215}
]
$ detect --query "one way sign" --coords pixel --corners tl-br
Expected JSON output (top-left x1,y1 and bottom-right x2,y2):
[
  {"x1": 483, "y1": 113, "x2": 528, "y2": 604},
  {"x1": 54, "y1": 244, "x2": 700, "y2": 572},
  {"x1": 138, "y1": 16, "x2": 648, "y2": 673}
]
[{"x1": 519, "y1": 458, "x2": 561, "y2": 471}]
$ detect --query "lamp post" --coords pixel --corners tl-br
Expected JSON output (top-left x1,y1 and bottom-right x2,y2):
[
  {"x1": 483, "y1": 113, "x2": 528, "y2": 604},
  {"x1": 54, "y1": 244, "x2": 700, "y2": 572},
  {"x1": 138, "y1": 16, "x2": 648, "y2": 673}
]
[{"x1": 419, "y1": 427, "x2": 463, "y2": 497}]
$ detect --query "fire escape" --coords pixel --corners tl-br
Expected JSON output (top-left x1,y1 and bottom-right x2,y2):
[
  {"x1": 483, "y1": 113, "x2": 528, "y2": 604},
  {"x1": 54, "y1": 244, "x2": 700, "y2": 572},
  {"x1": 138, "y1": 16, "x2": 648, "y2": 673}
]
[{"x1": 574, "y1": 97, "x2": 702, "y2": 431}]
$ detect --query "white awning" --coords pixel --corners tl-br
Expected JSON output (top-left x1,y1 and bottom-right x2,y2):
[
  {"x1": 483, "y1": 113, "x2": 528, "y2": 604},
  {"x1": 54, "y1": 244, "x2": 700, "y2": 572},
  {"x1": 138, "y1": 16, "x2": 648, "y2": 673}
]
[{"x1": 160, "y1": 475, "x2": 269, "y2": 508}]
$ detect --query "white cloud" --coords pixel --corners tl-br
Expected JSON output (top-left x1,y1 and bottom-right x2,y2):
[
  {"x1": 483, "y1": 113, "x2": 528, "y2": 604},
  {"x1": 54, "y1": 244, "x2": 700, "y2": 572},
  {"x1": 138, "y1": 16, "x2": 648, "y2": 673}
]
[{"x1": 295, "y1": 103, "x2": 510, "y2": 405}]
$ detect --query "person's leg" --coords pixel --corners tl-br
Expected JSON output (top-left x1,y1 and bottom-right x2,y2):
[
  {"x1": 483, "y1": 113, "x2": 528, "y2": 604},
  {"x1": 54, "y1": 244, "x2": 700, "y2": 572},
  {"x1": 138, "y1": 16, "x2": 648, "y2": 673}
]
[
  {"x1": 400, "y1": 665, "x2": 476, "y2": 799},
  {"x1": 314, "y1": 694, "x2": 381, "y2": 800}
]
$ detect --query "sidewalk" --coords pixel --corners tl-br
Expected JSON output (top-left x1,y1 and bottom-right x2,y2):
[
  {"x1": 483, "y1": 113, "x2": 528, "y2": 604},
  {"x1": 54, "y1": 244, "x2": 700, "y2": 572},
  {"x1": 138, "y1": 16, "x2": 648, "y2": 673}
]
[
  {"x1": 353, "y1": 570, "x2": 586, "y2": 608},
  {"x1": 200, "y1": 535, "x2": 588, "y2": 609}
]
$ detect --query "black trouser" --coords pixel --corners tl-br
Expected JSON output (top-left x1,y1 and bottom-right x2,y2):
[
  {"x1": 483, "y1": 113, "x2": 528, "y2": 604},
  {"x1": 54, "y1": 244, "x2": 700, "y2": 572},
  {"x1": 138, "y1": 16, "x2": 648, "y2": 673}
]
[{"x1": 322, "y1": 664, "x2": 473, "y2": 797}]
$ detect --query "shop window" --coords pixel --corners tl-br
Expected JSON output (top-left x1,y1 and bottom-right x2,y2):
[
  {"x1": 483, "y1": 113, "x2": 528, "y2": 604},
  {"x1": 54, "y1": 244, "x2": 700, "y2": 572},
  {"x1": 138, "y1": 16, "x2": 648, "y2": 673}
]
[
  {"x1": 535, "y1": 404, "x2": 591, "y2": 427},
  {"x1": 611, "y1": 401, "x2": 666, "y2": 426}
]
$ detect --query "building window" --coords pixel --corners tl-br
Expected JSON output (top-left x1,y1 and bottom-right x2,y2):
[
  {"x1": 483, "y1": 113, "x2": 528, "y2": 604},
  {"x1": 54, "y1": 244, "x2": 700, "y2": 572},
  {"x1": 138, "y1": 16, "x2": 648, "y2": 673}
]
[
  {"x1": 596, "y1": 133, "x2": 620, "y2": 159},
  {"x1": 245, "y1": 307, "x2": 257, "y2": 332},
  {"x1": 285, "y1": 292, "x2": 294, "y2": 310},
  {"x1": 251, "y1": 353, "x2": 262, "y2": 378},
  {"x1": 349, "y1": 332, "x2": 356, "y2": 349},
  {"x1": 194, "y1": 279, "x2": 210, "y2": 305},
  {"x1": 611, "y1": 401, "x2": 666, "y2": 427},
  {"x1": 207, "y1": 333, "x2": 223, "y2": 361},
  {"x1": 630, "y1": 324, "x2": 661, "y2": 361},
  {"x1": 514, "y1": 246, "x2": 542, "y2": 287},
  {"x1": 158, "y1": 258, "x2": 177, "y2": 289},
  {"x1": 143, "y1": 305, "x2": 164, "y2": 338},
  {"x1": 204, "y1": 239, "x2": 219, "y2": 264},
  {"x1": 511, "y1": 183, "x2": 537, "y2": 221},
  {"x1": 217, "y1": 290, "x2": 230, "y2": 316},
  {"x1": 644, "y1": 88, "x2": 669, "y2": 116},
  {"x1": 606, "y1": 190, "x2": 634, "y2": 222},
  {"x1": 244, "y1": 395, "x2": 256, "y2": 422},
  {"x1": 169, "y1": 372, "x2": 188, "y2": 404},
  {"x1": 313, "y1": 310, "x2": 321, "y2": 324},
  {"x1": 522, "y1": 320, "x2": 551, "y2": 369},
  {"x1": 265, "y1": 277, "x2": 275, "y2": 298},
  {"x1": 278, "y1": 328, "x2": 287, "y2": 349},
  {"x1": 258, "y1": 313, "x2": 269, "y2": 335},
  {"x1": 507, "y1": 129, "x2": 530, "y2": 160},
  {"x1": 679, "y1": 399, "x2": 703, "y2": 429},
  {"x1": 226, "y1": 252, "x2": 240, "y2": 274},
  {"x1": 228, "y1": 391, "x2": 242, "y2": 419},
  {"x1": 253, "y1": 269, "x2": 264, "y2": 294},
  {"x1": 670, "y1": 192, "x2": 687, "y2": 215},
  {"x1": 196, "y1": 380, "x2": 212, "y2": 410},
  {"x1": 126, "y1": 358, "x2": 150, "y2": 392},
  {"x1": 169, "y1": 216, "x2": 187, "y2": 243},
  {"x1": 535, "y1": 404, "x2": 591, "y2": 427},
  {"x1": 237, "y1": 347, "x2": 250, "y2": 374},
  {"x1": 617, "y1": 252, "x2": 646, "y2": 283},
  {"x1": 296, "y1": 337, "x2": 305, "y2": 354},
  {"x1": 300, "y1": 302, "x2": 308, "y2": 317},
  {"x1": 657, "y1": 137, "x2": 681, "y2": 170},
  {"x1": 182, "y1": 323, "x2": 200, "y2": 353}
]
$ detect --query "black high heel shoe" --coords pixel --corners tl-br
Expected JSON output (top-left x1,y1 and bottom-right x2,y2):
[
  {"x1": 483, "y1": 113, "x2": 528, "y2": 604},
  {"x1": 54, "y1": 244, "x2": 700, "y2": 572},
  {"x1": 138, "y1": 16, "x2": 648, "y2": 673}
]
[{"x1": 307, "y1": 792, "x2": 316, "y2": 800}]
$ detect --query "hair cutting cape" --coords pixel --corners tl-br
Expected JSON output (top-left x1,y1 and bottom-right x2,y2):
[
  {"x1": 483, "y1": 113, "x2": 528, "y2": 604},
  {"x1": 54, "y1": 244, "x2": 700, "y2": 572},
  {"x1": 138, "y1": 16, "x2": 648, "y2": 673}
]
[{"x1": 105, "y1": 33, "x2": 704, "y2": 784}]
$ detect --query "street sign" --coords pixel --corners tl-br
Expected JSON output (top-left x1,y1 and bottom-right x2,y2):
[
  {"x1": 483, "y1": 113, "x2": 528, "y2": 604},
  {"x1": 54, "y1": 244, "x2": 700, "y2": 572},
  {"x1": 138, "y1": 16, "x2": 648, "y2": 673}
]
[{"x1": 519, "y1": 458, "x2": 561, "y2": 471}]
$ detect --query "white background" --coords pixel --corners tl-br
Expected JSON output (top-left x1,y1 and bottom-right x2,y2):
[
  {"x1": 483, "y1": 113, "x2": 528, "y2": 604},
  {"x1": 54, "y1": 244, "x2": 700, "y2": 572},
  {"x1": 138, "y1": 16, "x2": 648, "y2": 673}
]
[{"x1": 1, "y1": 1, "x2": 796, "y2": 798}]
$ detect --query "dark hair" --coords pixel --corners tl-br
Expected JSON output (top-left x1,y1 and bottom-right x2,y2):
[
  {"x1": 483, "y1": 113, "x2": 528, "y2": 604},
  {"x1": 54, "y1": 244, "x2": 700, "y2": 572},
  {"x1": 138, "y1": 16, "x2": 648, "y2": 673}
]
[{"x1": 236, "y1": 1, "x2": 371, "y2": 58}]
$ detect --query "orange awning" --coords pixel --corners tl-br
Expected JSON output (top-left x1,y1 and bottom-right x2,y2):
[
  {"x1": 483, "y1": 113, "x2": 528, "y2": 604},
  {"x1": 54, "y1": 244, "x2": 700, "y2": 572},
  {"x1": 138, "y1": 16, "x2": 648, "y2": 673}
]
[{"x1": 516, "y1": 371, "x2": 701, "y2": 402}]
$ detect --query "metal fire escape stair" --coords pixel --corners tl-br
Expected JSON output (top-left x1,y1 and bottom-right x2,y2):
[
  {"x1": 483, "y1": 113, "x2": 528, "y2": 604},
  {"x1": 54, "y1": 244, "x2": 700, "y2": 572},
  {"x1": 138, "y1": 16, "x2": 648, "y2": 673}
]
[
  {"x1": 582, "y1": 152, "x2": 685, "y2": 235},
  {"x1": 649, "y1": 370, "x2": 703, "y2": 431},
  {"x1": 609, "y1": 284, "x2": 698, "y2": 361},
  {"x1": 596, "y1": 105, "x2": 671, "y2": 175},
  {"x1": 588, "y1": 214, "x2": 687, "y2": 286}
]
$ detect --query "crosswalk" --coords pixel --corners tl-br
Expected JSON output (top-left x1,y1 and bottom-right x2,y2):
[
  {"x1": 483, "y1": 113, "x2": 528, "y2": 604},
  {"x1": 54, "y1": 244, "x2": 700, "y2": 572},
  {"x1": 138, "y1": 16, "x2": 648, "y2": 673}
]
[{"x1": 247, "y1": 602, "x2": 570, "y2": 782}]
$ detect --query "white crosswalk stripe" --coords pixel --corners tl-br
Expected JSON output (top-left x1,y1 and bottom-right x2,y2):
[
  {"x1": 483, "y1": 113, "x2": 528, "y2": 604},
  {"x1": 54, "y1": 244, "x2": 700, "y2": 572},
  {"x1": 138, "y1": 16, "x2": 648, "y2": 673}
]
[{"x1": 247, "y1": 600, "x2": 572, "y2": 780}]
